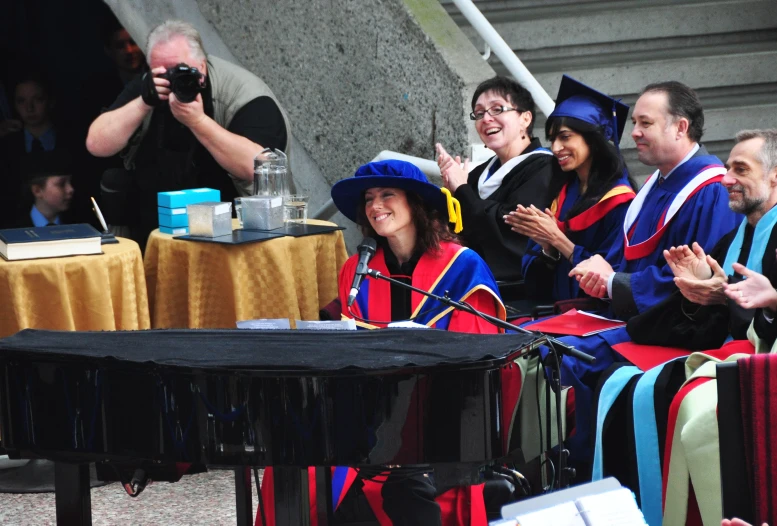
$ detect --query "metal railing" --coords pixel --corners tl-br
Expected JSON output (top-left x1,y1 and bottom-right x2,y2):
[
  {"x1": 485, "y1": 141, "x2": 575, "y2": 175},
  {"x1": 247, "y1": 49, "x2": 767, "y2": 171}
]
[
  {"x1": 313, "y1": 1, "x2": 554, "y2": 221},
  {"x1": 450, "y1": 0, "x2": 555, "y2": 116}
]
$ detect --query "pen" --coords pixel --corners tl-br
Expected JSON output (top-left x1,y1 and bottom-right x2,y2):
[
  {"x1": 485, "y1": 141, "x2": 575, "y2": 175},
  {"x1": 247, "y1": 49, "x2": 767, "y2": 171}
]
[{"x1": 91, "y1": 196, "x2": 109, "y2": 233}]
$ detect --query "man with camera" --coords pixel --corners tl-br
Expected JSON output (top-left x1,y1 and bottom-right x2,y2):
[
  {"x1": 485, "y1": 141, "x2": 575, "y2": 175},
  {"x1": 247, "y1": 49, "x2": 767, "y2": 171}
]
[{"x1": 86, "y1": 20, "x2": 290, "y2": 247}]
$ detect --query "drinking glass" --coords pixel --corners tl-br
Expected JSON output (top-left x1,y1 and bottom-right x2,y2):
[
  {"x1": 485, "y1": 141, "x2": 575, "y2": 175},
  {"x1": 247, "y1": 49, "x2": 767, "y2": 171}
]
[{"x1": 283, "y1": 195, "x2": 309, "y2": 223}]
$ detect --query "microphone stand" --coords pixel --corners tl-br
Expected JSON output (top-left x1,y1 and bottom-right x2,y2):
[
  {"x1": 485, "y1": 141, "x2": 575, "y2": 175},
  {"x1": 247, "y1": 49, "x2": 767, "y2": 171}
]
[{"x1": 363, "y1": 267, "x2": 594, "y2": 489}]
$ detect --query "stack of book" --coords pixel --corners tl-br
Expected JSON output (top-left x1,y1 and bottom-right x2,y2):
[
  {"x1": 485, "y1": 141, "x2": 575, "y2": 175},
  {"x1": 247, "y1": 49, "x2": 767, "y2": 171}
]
[{"x1": 157, "y1": 188, "x2": 220, "y2": 235}]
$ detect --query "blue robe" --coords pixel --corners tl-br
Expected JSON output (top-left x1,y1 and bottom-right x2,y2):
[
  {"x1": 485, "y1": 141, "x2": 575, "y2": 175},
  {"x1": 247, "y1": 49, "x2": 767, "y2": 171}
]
[
  {"x1": 534, "y1": 147, "x2": 740, "y2": 467},
  {"x1": 522, "y1": 175, "x2": 633, "y2": 301}
]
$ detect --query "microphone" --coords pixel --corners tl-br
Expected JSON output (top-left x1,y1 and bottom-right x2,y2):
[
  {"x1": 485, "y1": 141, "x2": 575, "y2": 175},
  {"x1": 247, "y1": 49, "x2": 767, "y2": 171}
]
[{"x1": 348, "y1": 237, "x2": 377, "y2": 307}]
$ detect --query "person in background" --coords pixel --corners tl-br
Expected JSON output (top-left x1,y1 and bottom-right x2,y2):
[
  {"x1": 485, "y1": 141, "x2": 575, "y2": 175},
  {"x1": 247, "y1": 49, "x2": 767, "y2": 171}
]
[
  {"x1": 436, "y1": 76, "x2": 564, "y2": 282},
  {"x1": 0, "y1": 73, "x2": 63, "y2": 228},
  {"x1": 12, "y1": 149, "x2": 75, "y2": 228},
  {"x1": 86, "y1": 19, "x2": 290, "y2": 248},
  {"x1": 505, "y1": 75, "x2": 636, "y2": 302}
]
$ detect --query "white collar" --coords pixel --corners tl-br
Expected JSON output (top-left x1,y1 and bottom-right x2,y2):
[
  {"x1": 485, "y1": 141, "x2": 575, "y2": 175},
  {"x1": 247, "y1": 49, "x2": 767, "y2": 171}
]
[
  {"x1": 660, "y1": 143, "x2": 699, "y2": 180},
  {"x1": 477, "y1": 150, "x2": 553, "y2": 199}
]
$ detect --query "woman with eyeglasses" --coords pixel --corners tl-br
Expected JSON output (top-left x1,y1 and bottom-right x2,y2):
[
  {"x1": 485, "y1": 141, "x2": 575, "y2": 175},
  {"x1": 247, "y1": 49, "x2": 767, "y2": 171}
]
[
  {"x1": 436, "y1": 76, "x2": 563, "y2": 282},
  {"x1": 504, "y1": 76, "x2": 637, "y2": 302}
]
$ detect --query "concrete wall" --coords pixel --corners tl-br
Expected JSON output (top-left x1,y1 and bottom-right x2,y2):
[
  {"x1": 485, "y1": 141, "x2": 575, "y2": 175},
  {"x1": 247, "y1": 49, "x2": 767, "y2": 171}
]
[{"x1": 104, "y1": 0, "x2": 494, "y2": 251}]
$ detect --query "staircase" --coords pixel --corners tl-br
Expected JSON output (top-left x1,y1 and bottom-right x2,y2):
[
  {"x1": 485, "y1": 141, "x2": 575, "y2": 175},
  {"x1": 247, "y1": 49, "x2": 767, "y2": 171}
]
[{"x1": 442, "y1": 0, "x2": 777, "y2": 180}]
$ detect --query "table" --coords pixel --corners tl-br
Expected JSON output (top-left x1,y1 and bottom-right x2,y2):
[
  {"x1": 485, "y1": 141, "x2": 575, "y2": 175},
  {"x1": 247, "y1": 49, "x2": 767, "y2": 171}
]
[
  {"x1": 0, "y1": 238, "x2": 150, "y2": 338},
  {"x1": 144, "y1": 220, "x2": 348, "y2": 329}
]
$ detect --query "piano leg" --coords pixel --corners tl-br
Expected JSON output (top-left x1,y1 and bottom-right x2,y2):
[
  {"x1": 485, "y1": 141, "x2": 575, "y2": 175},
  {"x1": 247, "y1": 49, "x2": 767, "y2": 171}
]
[
  {"x1": 273, "y1": 467, "x2": 311, "y2": 526},
  {"x1": 235, "y1": 467, "x2": 253, "y2": 526},
  {"x1": 54, "y1": 462, "x2": 92, "y2": 526}
]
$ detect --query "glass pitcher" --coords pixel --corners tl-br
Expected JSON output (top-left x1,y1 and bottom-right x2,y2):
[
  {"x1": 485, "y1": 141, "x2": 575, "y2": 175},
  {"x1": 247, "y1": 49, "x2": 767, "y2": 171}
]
[{"x1": 253, "y1": 148, "x2": 289, "y2": 197}]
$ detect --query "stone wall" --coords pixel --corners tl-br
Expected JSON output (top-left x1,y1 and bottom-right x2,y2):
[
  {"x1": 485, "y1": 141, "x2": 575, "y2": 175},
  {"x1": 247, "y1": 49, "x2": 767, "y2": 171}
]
[{"x1": 105, "y1": 0, "x2": 493, "y2": 249}]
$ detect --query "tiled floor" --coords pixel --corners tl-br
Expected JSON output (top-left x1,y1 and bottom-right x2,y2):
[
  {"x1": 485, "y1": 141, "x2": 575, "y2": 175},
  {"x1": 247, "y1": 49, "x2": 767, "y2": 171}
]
[{"x1": 0, "y1": 468, "x2": 260, "y2": 526}]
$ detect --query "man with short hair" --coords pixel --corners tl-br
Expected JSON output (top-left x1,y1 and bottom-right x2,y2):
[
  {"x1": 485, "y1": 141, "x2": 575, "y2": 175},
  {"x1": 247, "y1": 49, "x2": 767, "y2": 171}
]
[
  {"x1": 87, "y1": 20, "x2": 291, "y2": 246},
  {"x1": 544, "y1": 81, "x2": 739, "y2": 475},
  {"x1": 665, "y1": 129, "x2": 777, "y2": 344}
]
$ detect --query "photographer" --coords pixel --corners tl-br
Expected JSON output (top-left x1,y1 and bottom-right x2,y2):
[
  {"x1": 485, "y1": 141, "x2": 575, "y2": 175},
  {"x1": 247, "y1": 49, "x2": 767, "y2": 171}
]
[{"x1": 86, "y1": 20, "x2": 290, "y2": 247}]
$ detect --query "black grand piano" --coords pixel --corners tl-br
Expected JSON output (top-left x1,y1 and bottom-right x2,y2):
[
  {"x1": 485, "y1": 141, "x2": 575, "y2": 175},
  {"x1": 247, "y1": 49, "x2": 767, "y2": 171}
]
[{"x1": 0, "y1": 328, "x2": 540, "y2": 525}]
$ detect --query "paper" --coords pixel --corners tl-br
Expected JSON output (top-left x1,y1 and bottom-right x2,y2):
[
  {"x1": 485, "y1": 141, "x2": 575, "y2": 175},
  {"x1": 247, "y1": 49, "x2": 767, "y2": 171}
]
[
  {"x1": 513, "y1": 501, "x2": 585, "y2": 526},
  {"x1": 295, "y1": 319, "x2": 356, "y2": 331},
  {"x1": 236, "y1": 319, "x2": 291, "y2": 330}
]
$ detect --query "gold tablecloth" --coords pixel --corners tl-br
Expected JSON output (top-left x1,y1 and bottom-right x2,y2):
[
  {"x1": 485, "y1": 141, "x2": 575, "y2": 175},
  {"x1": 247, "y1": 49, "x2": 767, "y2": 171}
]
[
  {"x1": 0, "y1": 238, "x2": 150, "y2": 338},
  {"x1": 144, "y1": 220, "x2": 348, "y2": 329}
]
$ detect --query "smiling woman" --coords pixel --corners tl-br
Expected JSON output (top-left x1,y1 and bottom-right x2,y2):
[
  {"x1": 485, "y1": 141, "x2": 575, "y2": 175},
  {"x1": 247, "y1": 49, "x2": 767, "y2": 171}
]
[
  {"x1": 505, "y1": 75, "x2": 638, "y2": 302},
  {"x1": 257, "y1": 160, "x2": 518, "y2": 526},
  {"x1": 436, "y1": 76, "x2": 563, "y2": 282}
]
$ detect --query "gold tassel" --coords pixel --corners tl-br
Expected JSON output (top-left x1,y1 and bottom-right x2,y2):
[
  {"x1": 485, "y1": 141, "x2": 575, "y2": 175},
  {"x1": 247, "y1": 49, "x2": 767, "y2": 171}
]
[{"x1": 441, "y1": 187, "x2": 464, "y2": 234}]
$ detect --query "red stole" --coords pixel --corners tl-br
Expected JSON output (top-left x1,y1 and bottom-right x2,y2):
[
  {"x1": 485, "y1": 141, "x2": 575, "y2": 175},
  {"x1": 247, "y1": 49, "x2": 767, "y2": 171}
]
[
  {"x1": 623, "y1": 166, "x2": 724, "y2": 261},
  {"x1": 551, "y1": 184, "x2": 636, "y2": 233}
]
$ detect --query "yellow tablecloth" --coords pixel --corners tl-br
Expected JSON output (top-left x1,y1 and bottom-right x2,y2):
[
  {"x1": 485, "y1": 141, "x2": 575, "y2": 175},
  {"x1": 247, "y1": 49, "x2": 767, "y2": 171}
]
[
  {"x1": 144, "y1": 220, "x2": 348, "y2": 329},
  {"x1": 0, "y1": 238, "x2": 150, "y2": 338}
]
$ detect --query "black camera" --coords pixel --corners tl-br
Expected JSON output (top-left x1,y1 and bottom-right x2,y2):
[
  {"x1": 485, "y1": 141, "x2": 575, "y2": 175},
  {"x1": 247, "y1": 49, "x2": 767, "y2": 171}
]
[{"x1": 162, "y1": 63, "x2": 204, "y2": 103}]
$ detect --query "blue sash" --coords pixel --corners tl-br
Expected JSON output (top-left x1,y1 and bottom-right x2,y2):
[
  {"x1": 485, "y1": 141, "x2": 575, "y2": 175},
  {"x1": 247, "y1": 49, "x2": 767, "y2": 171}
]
[
  {"x1": 723, "y1": 204, "x2": 777, "y2": 276},
  {"x1": 633, "y1": 357, "x2": 687, "y2": 526},
  {"x1": 592, "y1": 366, "x2": 642, "y2": 480}
]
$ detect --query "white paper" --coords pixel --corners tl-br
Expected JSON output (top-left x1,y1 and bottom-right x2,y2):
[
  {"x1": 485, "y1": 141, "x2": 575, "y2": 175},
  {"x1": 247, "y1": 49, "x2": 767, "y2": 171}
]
[
  {"x1": 236, "y1": 318, "x2": 291, "y2": 330},
  {"x1": 295, "y1": 319, "x2": 356, "y2": 331},
  {"x1": 387, "y1": 321, "x2": 429, "y2": 329},
  {"x1": 513, "y1": 501, "x2": 586, "y2": 526}
]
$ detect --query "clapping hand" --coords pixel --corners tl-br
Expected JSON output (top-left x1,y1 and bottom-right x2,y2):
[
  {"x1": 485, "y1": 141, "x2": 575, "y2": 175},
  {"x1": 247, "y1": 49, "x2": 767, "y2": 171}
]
[
  {"x1": 673, "y1": 254, "x2": 728, "y2": 306},
  {"x1": 505, "y1": 205, "x2": 562, "y2": 249},
  {"x1": 569, "y1": 255, "x2": 614, "y2": 298},
  {"x1": 664, "y1": 242, "x2": 712, "y2": 280},
  {"x1": 435, "y1": 143, "x2": 469, "y2": 193},
  {"x1": 724, "y1": 261, "x2": 777, "y2": 311}
]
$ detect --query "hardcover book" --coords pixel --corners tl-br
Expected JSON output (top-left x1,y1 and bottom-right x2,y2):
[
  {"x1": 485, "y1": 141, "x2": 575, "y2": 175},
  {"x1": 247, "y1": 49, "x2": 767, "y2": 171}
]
[{"x1": 0, "y1": 224, "x2": 102, "y2": 261}]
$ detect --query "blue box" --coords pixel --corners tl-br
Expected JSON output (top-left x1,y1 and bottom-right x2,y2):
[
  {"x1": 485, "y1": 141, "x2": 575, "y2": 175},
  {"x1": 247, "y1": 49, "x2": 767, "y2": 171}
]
[
  {"x1": 159, "y1": 225, "x2": 189, "y2": 235},
  {"x1": 157, "y1": 188, "x2": 220, "y2": 209},
  {"x1": 158, "y1": 207, "x2": 188, "y2": 228}
]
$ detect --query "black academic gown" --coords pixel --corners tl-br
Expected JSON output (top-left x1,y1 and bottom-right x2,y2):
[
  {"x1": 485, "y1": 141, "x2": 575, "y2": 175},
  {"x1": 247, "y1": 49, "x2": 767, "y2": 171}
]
[
  {"x1": 454, "y1": 139, "x2": 563, "y2": 281},
  {"x1": 708, "y1": 222, "x2": 777, "y2": 342}
]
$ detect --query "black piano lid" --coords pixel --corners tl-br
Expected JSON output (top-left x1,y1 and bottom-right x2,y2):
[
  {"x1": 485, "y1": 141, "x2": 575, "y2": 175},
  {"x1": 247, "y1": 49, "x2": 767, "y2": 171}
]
[{"x1": 0, "y1": 329, "x2": 540, "y2": 375}]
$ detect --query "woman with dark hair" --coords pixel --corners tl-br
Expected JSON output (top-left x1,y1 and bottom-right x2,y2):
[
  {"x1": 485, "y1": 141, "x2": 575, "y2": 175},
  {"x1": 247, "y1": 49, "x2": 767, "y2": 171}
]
[
  {"x1": 436, "y1": 76, "x2": 562, "y2": 282},
  {"x1": 336, "y1": 159, "x2": 504, "y2": 332},
  {"x1": 258, "y1": 160, "x2": 513, "y2": 526},
  {"x1": 504, "y1": 75, "x2": 637, "y2": 302}
]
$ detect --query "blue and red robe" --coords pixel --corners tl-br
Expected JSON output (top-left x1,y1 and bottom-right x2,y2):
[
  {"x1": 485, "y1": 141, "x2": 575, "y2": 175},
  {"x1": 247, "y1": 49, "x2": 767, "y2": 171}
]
[
  {"x1": 528, "y1": 148, "x2": 740, "y2": 468},
  {"x1": 258, "y1": 241, "x2": 519, "y2": 526},
  {"x1": 522, "y1": 175, "x2": 635, "y2": 301}
]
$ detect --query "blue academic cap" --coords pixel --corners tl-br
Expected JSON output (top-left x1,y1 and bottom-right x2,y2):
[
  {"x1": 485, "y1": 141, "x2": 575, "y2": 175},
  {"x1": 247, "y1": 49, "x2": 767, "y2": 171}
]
[{"x1": 549, "y1": 75, "x2": 629, "y2": 146}]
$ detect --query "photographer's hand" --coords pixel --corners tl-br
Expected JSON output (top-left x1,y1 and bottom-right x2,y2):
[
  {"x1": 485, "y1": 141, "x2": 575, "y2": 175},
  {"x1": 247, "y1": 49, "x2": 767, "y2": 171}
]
[
  {"x1": 169, "y1": 92, "x2": 206, "y2": 128},
  {"x1": 141, "y1": 66, "x2": 171, "y2": 107}
]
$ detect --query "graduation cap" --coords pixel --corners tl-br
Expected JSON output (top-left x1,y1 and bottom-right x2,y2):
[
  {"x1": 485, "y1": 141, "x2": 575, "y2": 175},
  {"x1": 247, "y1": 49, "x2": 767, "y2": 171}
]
[
  {"x1": 20, "y1": 149, "x2": 73, "y2": 182},
  {"x1": 549, "y1": 75, "x2": 629, "y2": 147}
]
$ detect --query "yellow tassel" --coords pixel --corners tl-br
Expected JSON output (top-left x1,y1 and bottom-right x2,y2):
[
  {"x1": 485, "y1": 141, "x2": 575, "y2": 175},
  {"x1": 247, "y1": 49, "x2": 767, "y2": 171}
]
[{"x1": 441, "y1": 187, "x2": 464, "y2": 234}]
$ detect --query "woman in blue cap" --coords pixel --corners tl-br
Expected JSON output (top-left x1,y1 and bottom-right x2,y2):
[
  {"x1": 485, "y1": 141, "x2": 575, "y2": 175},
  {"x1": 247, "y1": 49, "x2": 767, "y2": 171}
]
[
  {"x1": 332, "y1": 158, "x2": 505, "y2": 333},
  {"x1": 260, "y1": 160, "x2": 515, "y2": 526},
  {"x1": 504, "y1": 75, "x2": 637, "y2": 302}
]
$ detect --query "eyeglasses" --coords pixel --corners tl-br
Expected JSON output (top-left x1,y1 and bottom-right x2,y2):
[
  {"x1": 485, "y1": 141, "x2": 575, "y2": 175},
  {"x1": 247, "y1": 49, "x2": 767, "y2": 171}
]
[{"x1": 470, "y1": 105, "x2": 522, "y2": 121}]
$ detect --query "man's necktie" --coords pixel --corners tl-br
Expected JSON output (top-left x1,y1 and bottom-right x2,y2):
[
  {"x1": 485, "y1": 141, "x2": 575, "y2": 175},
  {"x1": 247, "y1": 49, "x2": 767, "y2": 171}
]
[
  {"x1": 31, "y1": 138, "x2": 44, "y2": 153},
  {"x1": 658, "y1": 176, "x2": 665, "y2": 186}
]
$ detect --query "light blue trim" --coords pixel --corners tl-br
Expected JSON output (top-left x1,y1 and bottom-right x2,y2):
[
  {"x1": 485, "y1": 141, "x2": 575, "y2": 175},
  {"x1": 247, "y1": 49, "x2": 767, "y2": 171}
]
[
  {"x1": 633, "y1": 357, "x2": 686, "y2": 526},
  {"x1": 723, "y1": 205, "x2": 777, "y2": 276},
  {"x1": 592, "y1": 366, "x2": 641, "y2": 480}
]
